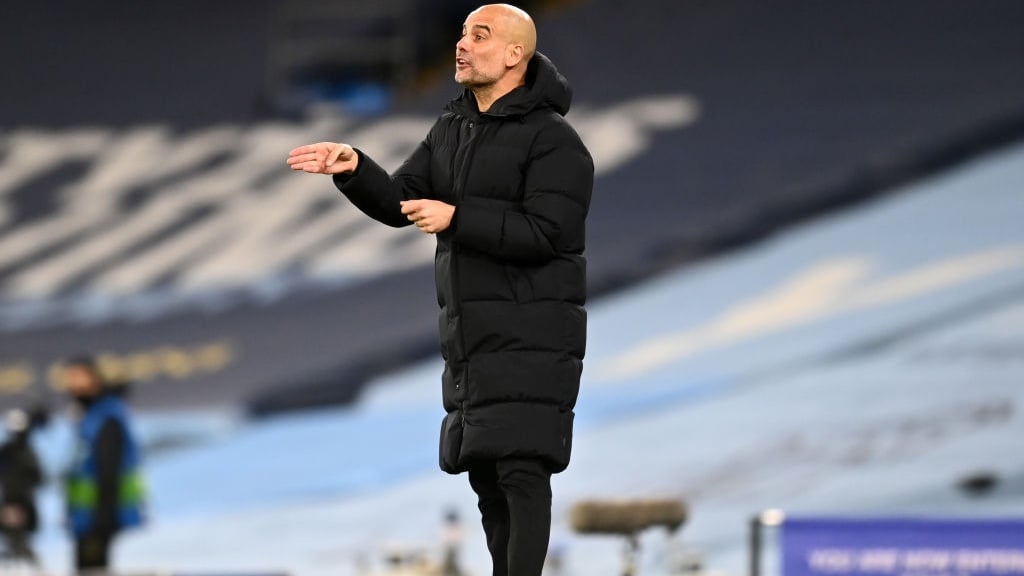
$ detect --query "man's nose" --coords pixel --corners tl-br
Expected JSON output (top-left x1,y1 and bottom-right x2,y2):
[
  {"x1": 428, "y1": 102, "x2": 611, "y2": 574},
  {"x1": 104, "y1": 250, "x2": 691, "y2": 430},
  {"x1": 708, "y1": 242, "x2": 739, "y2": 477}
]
[{"x1": 456, "y1": 36, "x2": 469, "y2": 52}]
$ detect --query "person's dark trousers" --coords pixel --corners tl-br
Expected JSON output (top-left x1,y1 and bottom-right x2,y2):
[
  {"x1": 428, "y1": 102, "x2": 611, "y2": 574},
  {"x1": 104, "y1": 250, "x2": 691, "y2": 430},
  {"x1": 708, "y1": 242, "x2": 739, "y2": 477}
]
[
  {"x1": 75, "y1": 533, "x2": 112, "y2": 573},
  {"x1": 2, "y1": 531, "x2": 37, "y2": 564},
  {"x1": 468, "y1": 457, "x2": 553, "y2": 576}
]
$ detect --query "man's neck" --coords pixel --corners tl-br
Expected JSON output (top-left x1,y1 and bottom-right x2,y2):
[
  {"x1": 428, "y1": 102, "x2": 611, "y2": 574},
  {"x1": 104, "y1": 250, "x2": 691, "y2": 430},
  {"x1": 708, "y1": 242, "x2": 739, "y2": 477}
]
[
  {"x1": 470, "y1": 73, "x2": 526, "y2": 113},
  {"x1": 471, "y1": 87, "x2": 502, "y2": 113}
]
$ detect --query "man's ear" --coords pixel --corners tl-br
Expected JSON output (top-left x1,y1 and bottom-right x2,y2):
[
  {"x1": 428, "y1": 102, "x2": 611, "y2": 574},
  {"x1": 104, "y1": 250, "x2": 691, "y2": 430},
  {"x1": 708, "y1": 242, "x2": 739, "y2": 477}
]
[{"x1": 506, "y1": 44, "x2": 524, "y2": 67}]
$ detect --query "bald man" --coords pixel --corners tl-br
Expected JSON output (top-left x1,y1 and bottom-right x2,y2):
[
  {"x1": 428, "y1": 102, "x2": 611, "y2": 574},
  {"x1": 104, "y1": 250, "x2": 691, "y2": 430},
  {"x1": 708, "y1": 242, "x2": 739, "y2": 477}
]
[{"x1": 287, "y1": 5, "x2": 592, "y2": 575}]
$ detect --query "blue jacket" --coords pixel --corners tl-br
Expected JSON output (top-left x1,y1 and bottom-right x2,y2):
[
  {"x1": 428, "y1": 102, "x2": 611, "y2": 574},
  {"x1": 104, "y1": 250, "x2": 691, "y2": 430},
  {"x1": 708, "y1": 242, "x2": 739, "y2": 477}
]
[{"x1": 66, "y1": 394, "x2": 145, "y2": 537}]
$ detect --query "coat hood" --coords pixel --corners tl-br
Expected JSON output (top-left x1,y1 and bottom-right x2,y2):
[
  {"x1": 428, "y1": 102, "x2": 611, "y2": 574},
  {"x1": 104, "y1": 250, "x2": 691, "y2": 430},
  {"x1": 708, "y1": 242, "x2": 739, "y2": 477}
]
[{"x1": 448, "y1": 52, "x2": 573, "y2": 118}]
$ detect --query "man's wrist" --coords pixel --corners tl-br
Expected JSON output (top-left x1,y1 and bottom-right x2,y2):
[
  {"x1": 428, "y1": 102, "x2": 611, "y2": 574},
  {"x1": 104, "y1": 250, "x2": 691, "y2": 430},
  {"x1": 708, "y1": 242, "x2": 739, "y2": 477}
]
[{"x1": 332, "y1": 150, "x2": 362, "y2": 184}]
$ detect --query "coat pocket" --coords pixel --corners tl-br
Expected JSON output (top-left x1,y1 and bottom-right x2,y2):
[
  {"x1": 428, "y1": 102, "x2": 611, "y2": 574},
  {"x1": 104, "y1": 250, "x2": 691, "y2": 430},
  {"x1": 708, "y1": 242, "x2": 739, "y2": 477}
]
[
  {"x1": 439, "y1": 411, "x2": 464, "y2": 474},
  {"x1": 551, "y1": 409, "x2": 575, "y2": 473}
]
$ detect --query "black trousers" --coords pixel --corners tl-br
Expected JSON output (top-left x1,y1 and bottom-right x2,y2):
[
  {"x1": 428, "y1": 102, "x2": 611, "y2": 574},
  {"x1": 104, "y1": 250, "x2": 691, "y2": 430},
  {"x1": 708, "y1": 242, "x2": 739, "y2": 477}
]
[
  {"x1": 1, "y1": 529, "x2": 36, "y2": 563},
  {"x1": 75, "y1": 533, "x2": 113, "y2": 573},
  {"x1": 468, "y1": 457, "x2": 553, "y2": 576}
]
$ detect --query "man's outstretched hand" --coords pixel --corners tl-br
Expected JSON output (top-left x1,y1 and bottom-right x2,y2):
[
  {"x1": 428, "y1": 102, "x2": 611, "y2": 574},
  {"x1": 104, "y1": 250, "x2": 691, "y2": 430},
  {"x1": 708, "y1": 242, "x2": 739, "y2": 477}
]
[
  {"x1": 286, "y1": 142, "x2": 359, "y2": 175},
  {"x1": 401, "y1": 199, "x2": 455, "y2": 234}
]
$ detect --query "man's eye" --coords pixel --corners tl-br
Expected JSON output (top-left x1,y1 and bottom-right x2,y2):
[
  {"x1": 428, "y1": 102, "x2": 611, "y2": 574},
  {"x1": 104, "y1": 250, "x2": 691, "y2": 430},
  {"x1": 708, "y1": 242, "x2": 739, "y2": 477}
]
[{"x1": 476, "y1": 35, "x2": 485, "y2": 40}]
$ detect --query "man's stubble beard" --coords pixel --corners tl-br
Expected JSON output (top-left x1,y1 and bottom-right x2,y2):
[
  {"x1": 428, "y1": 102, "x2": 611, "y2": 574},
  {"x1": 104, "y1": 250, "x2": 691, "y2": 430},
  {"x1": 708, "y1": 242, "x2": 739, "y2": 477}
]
[{"x1": 456, "y1": 68, "x2": 499, "y2": 90}]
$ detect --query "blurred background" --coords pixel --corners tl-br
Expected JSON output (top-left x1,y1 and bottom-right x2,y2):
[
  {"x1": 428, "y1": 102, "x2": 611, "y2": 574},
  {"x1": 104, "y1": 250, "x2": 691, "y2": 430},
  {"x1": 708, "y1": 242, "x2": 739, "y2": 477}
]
[{"x1": 1, "y1": 0, "x2": 1024, "y2": 574}]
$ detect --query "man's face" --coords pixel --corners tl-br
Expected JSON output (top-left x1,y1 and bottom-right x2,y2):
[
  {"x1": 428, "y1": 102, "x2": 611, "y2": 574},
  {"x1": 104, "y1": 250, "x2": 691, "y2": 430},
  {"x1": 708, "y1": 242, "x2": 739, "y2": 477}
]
[
  {"x1": 65, "y1": 365, "x2": 101, "y2": 398},
  {"x1": 455, "y1": 8, "x2": 509, "y2": 88}
]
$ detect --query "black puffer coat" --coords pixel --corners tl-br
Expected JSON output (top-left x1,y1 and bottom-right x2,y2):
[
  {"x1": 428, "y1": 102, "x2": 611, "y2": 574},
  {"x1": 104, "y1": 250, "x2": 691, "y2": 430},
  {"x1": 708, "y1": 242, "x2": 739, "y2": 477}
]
[{"x1": 334, "y1": 52, "x2": 593, "y2": 474}]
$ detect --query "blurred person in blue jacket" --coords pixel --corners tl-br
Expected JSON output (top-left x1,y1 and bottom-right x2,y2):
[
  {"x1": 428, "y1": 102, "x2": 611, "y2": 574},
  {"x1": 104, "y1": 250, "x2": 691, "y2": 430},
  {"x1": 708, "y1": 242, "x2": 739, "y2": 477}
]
[{"x1": 62, "y1": 356, "x2": 145, "y2": 573}]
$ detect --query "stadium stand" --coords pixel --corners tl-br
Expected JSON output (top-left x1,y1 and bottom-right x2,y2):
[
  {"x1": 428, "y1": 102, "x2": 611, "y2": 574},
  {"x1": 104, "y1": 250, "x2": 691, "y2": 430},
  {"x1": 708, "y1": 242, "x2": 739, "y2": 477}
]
[{"x1": 2, "y1": 0, "x2": 1023, "y2": 416}]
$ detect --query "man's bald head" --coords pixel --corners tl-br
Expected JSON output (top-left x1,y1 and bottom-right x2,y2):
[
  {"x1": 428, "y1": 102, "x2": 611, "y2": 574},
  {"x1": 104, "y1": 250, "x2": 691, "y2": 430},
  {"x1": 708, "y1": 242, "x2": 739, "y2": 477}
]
[{"x1": 469, "y1": 4, "x2": 537, "y2": 61}]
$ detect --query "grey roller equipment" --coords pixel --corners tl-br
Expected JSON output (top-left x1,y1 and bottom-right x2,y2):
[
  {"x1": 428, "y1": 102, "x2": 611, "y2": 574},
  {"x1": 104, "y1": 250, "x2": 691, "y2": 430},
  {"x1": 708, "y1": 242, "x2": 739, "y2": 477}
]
[{"x1": 569, "y1": 499, "x2": 688, "y2": 536}]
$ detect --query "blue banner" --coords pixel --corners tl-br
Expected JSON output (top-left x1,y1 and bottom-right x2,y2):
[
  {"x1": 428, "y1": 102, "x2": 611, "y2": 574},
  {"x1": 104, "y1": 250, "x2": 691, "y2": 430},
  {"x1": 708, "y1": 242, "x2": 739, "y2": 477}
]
[{"x1": 783, "y1": 518, "x2": 1024, "y2": 576}]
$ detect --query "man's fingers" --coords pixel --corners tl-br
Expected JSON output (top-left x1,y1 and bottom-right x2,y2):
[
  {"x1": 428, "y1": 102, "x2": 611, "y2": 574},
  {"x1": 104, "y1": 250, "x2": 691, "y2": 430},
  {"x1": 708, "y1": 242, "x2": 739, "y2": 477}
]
[
  {"x1": 325, "y1": 144, "x2": 348, "y2": 167},
  {"x1": 289, "y1": 143, "x2": 328, "y2": 157},
  {"x1": 286, "y1": 142, "x2": 323, "y2": 168},
  {"x1": 288, "y1": 145, "x2": 315, "y2": 156},
  {"x1": 286, "y1": 152, "x2": 318, "y2": 166},
  {"x1": 290, "y1": 160, "x2": 325, "y2": 173}
]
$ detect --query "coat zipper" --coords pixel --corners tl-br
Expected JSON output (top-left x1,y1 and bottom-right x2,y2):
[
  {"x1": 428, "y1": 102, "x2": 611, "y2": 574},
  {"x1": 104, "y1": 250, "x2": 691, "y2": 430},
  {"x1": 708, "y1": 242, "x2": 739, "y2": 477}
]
[{"x1": 451, "y1": 116, "x2": 481, "y2": 422}]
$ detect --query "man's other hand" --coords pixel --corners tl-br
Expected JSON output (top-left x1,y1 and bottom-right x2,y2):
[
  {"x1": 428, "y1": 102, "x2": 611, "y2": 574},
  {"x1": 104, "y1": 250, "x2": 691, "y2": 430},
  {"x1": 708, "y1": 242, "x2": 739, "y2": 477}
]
[
  {"x1": 286, "y1": 142, "x2": 359, "y2": 175},
  {"x1": 401, "y1": 200, "x2": 455, "y2": 234}
]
